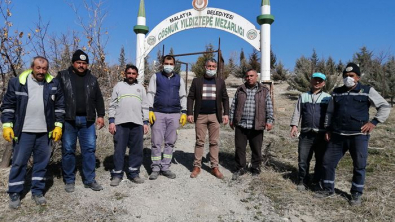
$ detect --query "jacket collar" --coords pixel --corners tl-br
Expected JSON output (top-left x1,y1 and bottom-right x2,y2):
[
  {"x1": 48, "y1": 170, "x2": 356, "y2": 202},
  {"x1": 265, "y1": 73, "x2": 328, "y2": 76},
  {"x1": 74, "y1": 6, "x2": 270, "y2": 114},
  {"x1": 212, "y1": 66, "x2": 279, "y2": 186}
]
[
  {"x1": 240, "y1": 82, "x2": 262, "y2": 92},
  {"x1": 19, "y1": 69, "x2": 53, "y2": 85}
]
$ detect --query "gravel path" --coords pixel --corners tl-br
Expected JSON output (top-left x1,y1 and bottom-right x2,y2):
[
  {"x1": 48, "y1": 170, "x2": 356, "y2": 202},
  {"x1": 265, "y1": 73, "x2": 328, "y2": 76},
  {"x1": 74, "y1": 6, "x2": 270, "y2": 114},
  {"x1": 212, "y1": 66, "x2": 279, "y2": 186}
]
[{"x1": 0, "y1": 128, "x2": 283, "y2": 222}]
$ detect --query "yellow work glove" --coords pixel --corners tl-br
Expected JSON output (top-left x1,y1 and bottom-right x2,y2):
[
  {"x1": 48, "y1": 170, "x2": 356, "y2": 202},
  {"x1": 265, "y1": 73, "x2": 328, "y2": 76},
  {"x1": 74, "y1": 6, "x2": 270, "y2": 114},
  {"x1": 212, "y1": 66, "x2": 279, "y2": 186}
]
[
  {"x1": 52, "y1": 126, "x2": 63, "y2": 142},
  {"x1": 3, "y1": 127, "x2": 14, "y2": 142},
  {"x1": 179, "y1": 114, "x2": 187, "y2": 127},
  {"x1": 149, "y1": 111, "x2": 156, "y2": 125}
]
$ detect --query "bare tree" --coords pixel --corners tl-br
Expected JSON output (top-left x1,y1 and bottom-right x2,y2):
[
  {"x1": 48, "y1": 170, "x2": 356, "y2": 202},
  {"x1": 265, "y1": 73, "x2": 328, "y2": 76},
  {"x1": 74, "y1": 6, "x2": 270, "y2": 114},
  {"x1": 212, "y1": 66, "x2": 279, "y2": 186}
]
[
  {"x1": 30, "y1": 9, "x2": 50, "y2": 58},
  {"x1": 68, "y1": 0, "x2": 110, "y2": 82},
  {"x1": 0, "y1": 1, "x2": 26, "y2": 77}
]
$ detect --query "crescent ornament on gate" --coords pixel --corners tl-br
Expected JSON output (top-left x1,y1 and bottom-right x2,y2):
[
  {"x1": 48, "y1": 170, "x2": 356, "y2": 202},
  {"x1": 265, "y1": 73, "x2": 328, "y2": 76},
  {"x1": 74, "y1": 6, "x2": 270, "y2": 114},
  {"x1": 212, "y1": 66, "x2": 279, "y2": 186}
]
[{"x1": 192, "y1": 0, "x2": 208, "y2": 11}]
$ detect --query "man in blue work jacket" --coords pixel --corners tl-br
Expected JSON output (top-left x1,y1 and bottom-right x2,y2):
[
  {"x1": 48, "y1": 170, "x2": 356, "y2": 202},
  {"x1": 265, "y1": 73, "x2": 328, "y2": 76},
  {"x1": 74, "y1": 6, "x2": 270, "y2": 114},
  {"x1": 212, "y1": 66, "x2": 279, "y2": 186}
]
[
  {"x1": 315, "y1": 63, "x2": 391, "y2": 206},
  {"x1": 1, "y1": 56, "x2": 65, "y2": 209}
]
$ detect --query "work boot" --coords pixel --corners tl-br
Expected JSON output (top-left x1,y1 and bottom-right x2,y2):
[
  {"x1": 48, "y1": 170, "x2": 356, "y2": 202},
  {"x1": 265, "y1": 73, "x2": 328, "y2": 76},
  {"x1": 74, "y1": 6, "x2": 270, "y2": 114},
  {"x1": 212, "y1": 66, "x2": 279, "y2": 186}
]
[
  {"x1": 32, "y1": 194, "x2": 47, "y2": 206},
  {"x1": 190, "y1": 166, "x2": 201, "y2": 178},
  {"x1": 9, "y1": 193, "x2": 21, "y2": 209},
  {"x1": 250, "y1": 168, "x2": 261, "y2": 177},
  {"x1": 65, "y1": 183, "x2": 75, "y2": 193},
  {"x1": 149, "y1": 171, "x2": 160, "y2": 180},
  {"x1": 232, "y1": 168, "x2": 246, "y2": 180},
  {"x1": 161, "y1": 170, "x2": 176, "y2": 179},
  {"x1": 84, "y1": 181, "x2": 104, "y2": 191},
  {"x1": 211, "y1": 167, "x2": 224, "y2": 179},
  {"x1": 110, "y1": 177, "x2": 122, "y2": 186},
  {"x1": 350, "y1": 192, "x2": 362, "y2": 206},
  {"x1": 130, "y1": 175, "x2": 145, "y2": 184},
  {"x1": 297, "y1": 182, "x2": 306, "y2": 191},
  {"x1": 314, "y1": 190, "x2": 334, "y2": 198}
]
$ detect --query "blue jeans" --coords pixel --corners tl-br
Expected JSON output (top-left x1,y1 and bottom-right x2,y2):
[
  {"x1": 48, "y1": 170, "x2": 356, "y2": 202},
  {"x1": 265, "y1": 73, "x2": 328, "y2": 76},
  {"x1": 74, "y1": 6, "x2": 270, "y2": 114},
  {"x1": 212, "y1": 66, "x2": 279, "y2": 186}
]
[
  {"x1": 298, "y1": 131, "x2": 326, "y2": 184},
  {"x1": 62, "y1": 116, "x2": 97, "y2": 184},
  {"x1": 322, "y1": 133, "x2": 369, "y2": 194},
  {"x1": 8, "y1": 132, "x2": 50, "y2": 195},
  {"x1": 111, "y1": 123, "x2": 143, "y2": 179}
]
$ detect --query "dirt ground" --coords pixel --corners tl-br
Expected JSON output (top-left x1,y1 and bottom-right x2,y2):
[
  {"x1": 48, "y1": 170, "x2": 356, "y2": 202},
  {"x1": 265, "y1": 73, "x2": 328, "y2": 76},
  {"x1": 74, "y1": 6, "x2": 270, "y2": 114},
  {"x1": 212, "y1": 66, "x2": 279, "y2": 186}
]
[{"x1": 0, "y1": 76, "x2": 393, "y2": 222}]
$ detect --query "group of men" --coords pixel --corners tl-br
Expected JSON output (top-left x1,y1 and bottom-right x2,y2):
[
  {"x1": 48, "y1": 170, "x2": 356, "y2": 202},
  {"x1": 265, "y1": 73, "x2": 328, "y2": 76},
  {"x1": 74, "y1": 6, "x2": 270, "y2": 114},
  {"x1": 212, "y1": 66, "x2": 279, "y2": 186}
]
[
  {"x1": 290, "y1": 63, "x2": 390, "y2": 206},
  {"x1": 1, "y1": 49, "x2": 390, "y2": 209},
  {"x1": 0, "y1": 52, "x2": 274, "y2": 209}
]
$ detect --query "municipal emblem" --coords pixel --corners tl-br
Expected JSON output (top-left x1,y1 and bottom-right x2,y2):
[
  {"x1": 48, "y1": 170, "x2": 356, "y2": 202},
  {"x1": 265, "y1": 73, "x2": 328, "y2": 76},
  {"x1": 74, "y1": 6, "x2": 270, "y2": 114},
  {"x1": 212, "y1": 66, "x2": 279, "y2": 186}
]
[
  {"x1": 192, "y1": 0, "x2": 208, "y2": 11},
  {"x1": 247, "y1": 29, "x2": 258, "y2": 40},
  {"x1": 80, "y1": 55, "x2": 87, "y2": 61},
  {"x1": 346, "y1": 66, "x2": 353, "y2": 72},
  {"x1": 147, "y1": 36, "x2": 156, "y2": 46}
]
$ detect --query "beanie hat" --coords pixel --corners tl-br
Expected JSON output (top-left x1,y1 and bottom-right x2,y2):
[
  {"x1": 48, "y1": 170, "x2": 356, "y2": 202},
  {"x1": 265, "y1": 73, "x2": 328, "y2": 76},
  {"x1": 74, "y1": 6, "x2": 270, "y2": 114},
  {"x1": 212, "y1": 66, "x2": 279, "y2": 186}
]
[
  {"x1": 311, "y1": 72, "x2": 326, "y2": 81},
  {"x1": 343, "y1": 63, "x2": 360, "y2": 76},
  {"x1": 72, "y1": 49, "x2": 89, "y2": 64}
]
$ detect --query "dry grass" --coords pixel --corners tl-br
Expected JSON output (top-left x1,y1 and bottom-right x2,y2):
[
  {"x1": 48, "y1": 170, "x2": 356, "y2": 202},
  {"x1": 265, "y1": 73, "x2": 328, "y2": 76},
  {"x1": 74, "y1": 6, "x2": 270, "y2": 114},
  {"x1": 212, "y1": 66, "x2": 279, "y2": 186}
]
[
  {"x1": 234, "y1": 82, "x2": 395, "y2": 222},
  {"x1": 0, "y1": 81, "x2": 393, "y2": 221}
]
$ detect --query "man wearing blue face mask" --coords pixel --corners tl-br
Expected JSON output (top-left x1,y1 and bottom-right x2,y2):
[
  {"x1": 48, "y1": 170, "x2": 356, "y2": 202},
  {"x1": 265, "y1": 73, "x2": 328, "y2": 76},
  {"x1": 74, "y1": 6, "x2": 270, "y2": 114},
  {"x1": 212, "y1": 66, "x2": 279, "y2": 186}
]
[
  {"x1": 315, "y1": 63, "x2": 391, "y2": 206},
  {"x1": 147, "y1": 55, "x2": 187, "y2": 180},
  {"x1": 187, "y1": 58, "x2": 229, "y2": 179}
]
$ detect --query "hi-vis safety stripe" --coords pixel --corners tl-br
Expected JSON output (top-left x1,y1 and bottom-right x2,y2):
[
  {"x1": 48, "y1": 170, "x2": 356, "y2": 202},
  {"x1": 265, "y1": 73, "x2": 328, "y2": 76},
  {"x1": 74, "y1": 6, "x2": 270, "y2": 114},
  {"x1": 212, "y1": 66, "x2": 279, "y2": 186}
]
[
  {"x1": 15, "y1": 91, "x2": 28, "y2": 96},
  {"x1": 111, "y1": 170, "x2": 123, "y2": 173},
  {"x1": 129, "y1": 167, "x2": 138, "y2": 171},
  {"x1": 323, "y1": 180, "x2": 334, "y2": 184},
  {"x1": 55, "y1": 109, "x2": 66, "y2": 113},
  {"x1": 352, "y1": 182, "x2": 364, "y2": 188},
  {"x1": 117, "y1": 94, "x2": 142, "y2": 102},
  {"x1": 151, "y1": 156, "x2": 161, "y2": 161},
  {"x1": 333, "y1": 92, "x2": 369, "y2": 97},
  {"x1": 32, "y1": 177, "x2": 45, "y2": 181},
  {"x1": 163, "y1": 154, "x2": 172, "y2": 159},
  {"x1": 3, "y1": 109, "x2": 15, "y2": 113},
  {"x1": 2, "y1": 122, "x2": 13, "y2": 128},
  {"x1": 9, "y1": 181, "x2": 24, "y2": 186}
]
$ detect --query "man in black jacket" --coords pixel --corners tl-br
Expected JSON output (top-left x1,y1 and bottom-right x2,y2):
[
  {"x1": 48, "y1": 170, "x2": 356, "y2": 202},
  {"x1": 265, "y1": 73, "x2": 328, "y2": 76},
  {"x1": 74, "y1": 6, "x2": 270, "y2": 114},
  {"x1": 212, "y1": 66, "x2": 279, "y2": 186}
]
[
  {"x1": 56, "y1": 49, "x2": 105, "y2": 192},
  {"x1": 187, "y1": 59, "x2": 229, "y2": 179}
]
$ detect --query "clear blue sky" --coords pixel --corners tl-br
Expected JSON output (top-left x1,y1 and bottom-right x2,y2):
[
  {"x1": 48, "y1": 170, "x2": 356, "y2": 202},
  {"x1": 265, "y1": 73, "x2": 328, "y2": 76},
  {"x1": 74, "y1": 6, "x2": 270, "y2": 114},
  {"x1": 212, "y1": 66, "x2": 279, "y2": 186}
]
[{"x1": 6, "y1": 0, "x2": 395, "y2": 71}]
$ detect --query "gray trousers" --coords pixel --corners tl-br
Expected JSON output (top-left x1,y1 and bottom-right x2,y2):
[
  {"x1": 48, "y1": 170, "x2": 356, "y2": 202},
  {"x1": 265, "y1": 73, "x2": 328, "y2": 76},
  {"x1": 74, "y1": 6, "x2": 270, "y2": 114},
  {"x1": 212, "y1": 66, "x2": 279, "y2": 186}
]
[{"x1": 151, "y1": 112, "x2": 180, "y2": 172}]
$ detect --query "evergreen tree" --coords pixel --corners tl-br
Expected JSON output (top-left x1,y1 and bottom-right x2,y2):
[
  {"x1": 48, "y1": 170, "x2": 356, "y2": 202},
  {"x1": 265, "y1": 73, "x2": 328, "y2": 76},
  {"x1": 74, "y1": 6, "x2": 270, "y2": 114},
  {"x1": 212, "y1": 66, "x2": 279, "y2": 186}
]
[
  {"x1": 288, "y1": 50, "x2": 341, "y2": 93},
  {"x1": 118, "y1": 46, "x2": 126, "y2": 69},
  {"x1": 353, "y1": 46, "x2": 374, "y2": 75},
  {"x1": 155, "y1": 48, "x2": 162, "y2": 72},
  {"x1": 249, "y1": 48, "x2": 260, "y2": 73},
  {"x1": 288, "y1": 56, "x2": 312, "y2": 92},
  {"x1": 144, "y1": 54, "x2": 152, "y2": 85},
  {"x1": 271, "y1": 61, "x2": 289, "y2": 81},
  {"x1": 191, "y1": 44, "x2": 215, "y2": 78},
  {"x1": 223, "y1": 56, "x2": 236, "y2": 79},
  {"x1": 270, "y1": 49, "x2": 277, "y2": 69},
  {"x1": 310, "y1": 49, "x2": 319, "y2": 73},
  {"x1": 117, "y1": 46, "x2": 126, "y2": 81},
  {"x1": 383, "y1": 56, "x2": 395, "y2": 106},
  {"x1": 239, "y1": 48, "x2": 245, "y2": 63},
  {"x1": 336, "y1": 60, "x2": 345, "y2": 76},
  {"x1": 169, "y1": 47, "x2": 181, "y2": 74}
]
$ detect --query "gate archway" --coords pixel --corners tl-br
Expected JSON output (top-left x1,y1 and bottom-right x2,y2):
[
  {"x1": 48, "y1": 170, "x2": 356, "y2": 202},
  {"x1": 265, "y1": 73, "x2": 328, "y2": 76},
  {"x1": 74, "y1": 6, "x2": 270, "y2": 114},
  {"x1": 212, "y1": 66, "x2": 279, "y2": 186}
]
[{"x1": 134, "y1": 0, "x2": 274, "y2": 82}]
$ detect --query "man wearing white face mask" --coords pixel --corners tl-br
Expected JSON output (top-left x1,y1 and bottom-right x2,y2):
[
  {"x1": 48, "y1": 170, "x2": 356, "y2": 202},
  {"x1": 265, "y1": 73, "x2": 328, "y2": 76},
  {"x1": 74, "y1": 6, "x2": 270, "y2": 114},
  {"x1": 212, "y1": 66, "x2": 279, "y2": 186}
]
[
  {"x1": 147, "y1": 55, "x2": 187, "y2": 180},
  {"x1": 187, "y1": 58, "x2": 229, "y2": 179},
  {"x1": 316, "y1": 63, "x2": 391, "y2": 206}
]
